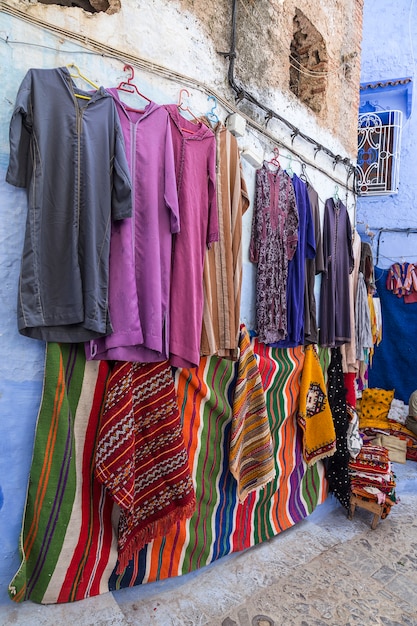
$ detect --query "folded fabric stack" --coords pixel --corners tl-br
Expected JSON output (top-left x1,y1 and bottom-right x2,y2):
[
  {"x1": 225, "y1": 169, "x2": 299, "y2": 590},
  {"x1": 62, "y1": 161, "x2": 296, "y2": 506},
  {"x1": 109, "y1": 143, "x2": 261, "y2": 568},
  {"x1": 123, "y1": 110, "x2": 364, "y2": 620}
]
[
  {"x1": 357, "y1": 388, "x2": 417, "y2": 462},
  {"x1": 348, "y1": 443, "x2": 397, "y2": 519}
]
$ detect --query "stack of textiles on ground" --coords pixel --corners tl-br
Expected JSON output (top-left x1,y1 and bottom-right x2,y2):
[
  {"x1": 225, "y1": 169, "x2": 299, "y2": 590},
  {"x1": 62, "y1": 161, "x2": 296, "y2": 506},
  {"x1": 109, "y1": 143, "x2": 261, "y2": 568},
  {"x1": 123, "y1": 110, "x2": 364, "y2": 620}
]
[
  {"x1": 348, "y1": 443, "x2": 397, "y2": 519},
  {"x1": 357, "y1": 388, "x2": 417, "y2": 462}
]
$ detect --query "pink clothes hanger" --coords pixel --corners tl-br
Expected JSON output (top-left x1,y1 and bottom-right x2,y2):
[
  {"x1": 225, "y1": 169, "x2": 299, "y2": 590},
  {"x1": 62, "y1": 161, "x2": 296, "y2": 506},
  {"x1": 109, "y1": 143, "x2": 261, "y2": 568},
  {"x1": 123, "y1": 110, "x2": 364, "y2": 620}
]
[{"x1": 177, "y1": 88, "x2": 200, "y2": 133}]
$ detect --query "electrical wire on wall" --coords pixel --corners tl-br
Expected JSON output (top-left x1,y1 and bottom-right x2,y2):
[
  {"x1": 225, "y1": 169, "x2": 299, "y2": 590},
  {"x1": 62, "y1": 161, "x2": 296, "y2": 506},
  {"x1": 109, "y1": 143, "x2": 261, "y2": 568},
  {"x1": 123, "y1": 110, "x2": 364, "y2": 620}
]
[
  {"x1": 1, "y1": 0, "x2": 357, "y2": 199},
  {"x1": 219, "y1": 0, "x2": 357, "y2": 190}
]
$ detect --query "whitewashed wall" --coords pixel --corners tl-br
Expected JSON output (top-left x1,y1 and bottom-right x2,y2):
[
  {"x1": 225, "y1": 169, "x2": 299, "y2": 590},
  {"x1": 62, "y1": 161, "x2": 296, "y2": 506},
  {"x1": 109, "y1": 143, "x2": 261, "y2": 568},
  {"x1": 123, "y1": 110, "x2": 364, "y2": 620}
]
[{"x1": 0, "y1": 0, "x2": 358, "y2": 603}]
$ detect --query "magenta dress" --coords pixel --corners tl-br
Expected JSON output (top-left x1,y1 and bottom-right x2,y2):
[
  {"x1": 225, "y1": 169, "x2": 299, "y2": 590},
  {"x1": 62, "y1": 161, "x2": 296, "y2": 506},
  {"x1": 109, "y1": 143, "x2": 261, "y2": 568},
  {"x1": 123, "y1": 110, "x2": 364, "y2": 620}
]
[
  {"x1": 164, "y1": 105, "x2": 218, "y2": 368},
  {"x1": 86, "y1": 91, "x2": 179, "y2": 362}
]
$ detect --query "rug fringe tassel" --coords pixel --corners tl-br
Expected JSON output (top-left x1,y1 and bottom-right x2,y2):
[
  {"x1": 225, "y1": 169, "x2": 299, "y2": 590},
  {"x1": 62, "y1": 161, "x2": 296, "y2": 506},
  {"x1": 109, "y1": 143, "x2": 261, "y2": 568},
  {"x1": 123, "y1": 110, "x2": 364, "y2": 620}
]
[{"x1": 116, "y1": 496, "x2": 196, "y2": 574}]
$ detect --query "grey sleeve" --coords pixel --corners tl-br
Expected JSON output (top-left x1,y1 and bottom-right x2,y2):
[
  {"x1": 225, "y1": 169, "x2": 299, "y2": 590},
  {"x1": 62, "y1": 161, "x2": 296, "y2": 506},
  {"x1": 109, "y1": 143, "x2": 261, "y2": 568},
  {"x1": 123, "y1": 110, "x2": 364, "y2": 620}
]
[
  {"x1": 6, "y1": 71, "x2": 33, "y2": 188},
  {"x1": 111, "y1": 112, "x2": 133, "y2": 221}
]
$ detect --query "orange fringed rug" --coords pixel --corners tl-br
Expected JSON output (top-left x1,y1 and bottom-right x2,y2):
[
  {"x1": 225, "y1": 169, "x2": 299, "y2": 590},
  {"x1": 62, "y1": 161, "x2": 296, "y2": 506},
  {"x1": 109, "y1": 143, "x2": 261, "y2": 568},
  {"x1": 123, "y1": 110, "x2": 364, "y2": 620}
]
[{"x1": 95, "y1": 360, "x2": 196, "y2": 572}]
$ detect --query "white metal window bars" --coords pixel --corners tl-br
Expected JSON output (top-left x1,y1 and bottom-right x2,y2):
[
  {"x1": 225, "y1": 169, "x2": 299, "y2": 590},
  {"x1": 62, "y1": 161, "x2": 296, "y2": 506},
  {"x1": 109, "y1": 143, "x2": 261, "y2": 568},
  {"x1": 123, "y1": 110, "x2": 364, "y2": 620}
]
[{"x1": 357, "y1": 110, "x2": 402, "y2": 195}]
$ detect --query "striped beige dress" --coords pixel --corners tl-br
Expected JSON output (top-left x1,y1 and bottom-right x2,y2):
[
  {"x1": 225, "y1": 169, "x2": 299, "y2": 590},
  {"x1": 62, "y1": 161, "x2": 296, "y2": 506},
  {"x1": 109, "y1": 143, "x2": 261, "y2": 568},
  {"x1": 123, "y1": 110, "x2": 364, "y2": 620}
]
[{"x1": 200, "y1": 123, "x2": 250, "y2": 359}]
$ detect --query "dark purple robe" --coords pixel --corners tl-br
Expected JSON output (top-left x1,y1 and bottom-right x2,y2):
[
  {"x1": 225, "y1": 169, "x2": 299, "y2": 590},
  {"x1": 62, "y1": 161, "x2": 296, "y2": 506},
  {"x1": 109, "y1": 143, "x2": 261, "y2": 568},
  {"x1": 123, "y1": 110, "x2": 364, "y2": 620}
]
[
  {"x1": 269, "y1": 174, "x2": 315, "y2": 347},
  {"x1": 304, "y1": 183, "x2": 324, "y2": 345},
  {"x1": 319, "y1": 198, "x2": 354, "y2": 347}
]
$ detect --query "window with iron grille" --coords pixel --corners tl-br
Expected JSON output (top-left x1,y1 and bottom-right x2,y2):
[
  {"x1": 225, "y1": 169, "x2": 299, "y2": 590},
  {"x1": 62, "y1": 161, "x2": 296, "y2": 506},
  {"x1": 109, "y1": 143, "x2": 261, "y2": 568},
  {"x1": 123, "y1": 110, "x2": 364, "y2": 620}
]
[{"x1": 357, "y1": 109, "x2": 402, "y2": 196}]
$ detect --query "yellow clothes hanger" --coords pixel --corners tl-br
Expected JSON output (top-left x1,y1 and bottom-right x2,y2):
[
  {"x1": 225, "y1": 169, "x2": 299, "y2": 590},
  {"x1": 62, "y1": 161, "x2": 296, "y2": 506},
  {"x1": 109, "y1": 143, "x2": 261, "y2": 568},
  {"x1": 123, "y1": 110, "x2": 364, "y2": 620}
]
[{"x1": 67, "y1": 63, "x2": 99, "y2": 100}]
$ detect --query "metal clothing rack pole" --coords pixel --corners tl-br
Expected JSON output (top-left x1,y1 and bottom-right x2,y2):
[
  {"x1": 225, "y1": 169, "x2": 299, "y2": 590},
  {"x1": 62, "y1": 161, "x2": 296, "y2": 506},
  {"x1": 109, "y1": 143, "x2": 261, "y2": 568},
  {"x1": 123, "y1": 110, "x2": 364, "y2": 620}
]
[{"x1": 376, "y1": 228, "x2": 417, "y2": 265}]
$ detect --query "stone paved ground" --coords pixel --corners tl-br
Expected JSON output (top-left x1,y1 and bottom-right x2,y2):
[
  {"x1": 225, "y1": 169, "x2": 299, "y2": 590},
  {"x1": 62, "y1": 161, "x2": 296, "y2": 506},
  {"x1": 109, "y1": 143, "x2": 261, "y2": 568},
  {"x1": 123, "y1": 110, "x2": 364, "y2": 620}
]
[{"x1": 1, "y1": 462, "x2": 416, "y2": 626}]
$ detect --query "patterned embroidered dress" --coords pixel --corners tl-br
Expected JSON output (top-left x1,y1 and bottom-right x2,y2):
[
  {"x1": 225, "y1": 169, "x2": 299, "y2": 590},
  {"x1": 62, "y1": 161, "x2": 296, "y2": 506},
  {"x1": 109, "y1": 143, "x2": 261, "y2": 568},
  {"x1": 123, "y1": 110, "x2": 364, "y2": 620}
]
[{"x1": 249, "y1": 164, "x2": 298, "y2": 344}]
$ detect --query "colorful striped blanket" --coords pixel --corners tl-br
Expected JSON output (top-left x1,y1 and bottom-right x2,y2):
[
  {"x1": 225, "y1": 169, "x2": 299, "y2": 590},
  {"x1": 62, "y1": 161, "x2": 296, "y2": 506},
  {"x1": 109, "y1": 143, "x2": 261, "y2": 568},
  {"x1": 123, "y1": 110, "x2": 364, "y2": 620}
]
[
  {"x1": 9, "y1": 343, "x2": 117, "y2": 604},
  {"x1": 10, "y1": 339, "x2": 327, "y2": 604}
]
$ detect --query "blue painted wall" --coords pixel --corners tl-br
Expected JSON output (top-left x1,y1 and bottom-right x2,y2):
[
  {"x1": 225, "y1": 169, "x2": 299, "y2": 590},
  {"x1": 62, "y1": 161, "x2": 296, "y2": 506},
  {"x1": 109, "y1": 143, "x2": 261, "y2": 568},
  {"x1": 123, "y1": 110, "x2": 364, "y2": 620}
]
[
  {"x1": 357, "y1": 0, "x2": 417, "y2": 265},
  {"x1": 357, "y1": 0, "x2": 417, "y2": 402},
  {"x1": 0, "y1": 14, "x2": 131, "y2": 604}
]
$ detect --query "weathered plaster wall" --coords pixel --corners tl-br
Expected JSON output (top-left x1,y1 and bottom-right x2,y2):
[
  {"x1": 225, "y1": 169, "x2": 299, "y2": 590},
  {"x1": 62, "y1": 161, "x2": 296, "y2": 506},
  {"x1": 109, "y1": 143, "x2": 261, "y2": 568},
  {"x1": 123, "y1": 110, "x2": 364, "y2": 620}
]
[
  {"x1": 357, "y1": 0, "x2": 417, "y2": 266},
  {"x1": 0, "y1": 0, "x2": 362, "y2": 604},
  {"x1": 232, "y1": 0, "x2": 362, "y2": 155}
]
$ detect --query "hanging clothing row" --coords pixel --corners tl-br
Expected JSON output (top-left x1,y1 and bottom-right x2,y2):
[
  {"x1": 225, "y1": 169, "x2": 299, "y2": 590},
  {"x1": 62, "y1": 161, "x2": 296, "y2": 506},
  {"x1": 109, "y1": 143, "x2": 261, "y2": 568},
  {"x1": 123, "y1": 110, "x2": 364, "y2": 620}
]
[
  {"x1": 5, "y1": 63, "x2": 387, "y2": 604},
  {"x1": 6, "y1": 65, "x2": 249, "y2": 371},
  {"x1": 248, "y1": 158, "x2": 354, "y2": 351}
]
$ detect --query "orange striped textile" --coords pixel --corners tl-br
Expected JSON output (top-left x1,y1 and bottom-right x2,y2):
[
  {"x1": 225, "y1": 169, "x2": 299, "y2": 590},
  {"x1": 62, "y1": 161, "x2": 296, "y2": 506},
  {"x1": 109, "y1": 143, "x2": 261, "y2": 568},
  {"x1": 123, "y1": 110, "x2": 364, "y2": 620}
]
[
  {"x1": 201, "y1": 123, "x2": 250, "y2": 359},
  {"x1": 230, "y1": 325, "x2": 276, "y2": 500}
]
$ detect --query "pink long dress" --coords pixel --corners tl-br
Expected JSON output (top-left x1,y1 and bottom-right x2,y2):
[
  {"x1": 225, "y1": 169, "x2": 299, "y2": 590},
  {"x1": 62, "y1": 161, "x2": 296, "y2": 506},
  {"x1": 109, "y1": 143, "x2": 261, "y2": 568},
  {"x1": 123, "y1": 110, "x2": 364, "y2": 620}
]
[{"x1": 165, "y1": 104, "x2": 218, "y2": 368}]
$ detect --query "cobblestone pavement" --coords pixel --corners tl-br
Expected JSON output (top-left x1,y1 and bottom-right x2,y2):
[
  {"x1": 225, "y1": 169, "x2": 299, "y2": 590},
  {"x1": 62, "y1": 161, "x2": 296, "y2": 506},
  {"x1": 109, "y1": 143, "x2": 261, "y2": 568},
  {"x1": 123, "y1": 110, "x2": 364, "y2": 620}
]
[{"x1": 1, "y1": 462, "x2": 416, "y2": 626}]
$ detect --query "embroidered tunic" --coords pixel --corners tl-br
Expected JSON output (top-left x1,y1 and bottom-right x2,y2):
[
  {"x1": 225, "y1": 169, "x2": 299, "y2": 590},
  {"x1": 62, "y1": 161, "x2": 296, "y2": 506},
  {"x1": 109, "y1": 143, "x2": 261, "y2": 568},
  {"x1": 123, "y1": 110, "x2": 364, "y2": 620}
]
[
  {"x1": 6, "y1": 67, "x2": 132, "y2": 342},
  {"x1": 249, "y1": 164, "x2": 298, "y2": 344},
  {"x1": 165, "y1": 104, "x2": 218, "y2": 368},
  {"x1": 86, "y1": 92, "x2": 179, "y2": 362}
]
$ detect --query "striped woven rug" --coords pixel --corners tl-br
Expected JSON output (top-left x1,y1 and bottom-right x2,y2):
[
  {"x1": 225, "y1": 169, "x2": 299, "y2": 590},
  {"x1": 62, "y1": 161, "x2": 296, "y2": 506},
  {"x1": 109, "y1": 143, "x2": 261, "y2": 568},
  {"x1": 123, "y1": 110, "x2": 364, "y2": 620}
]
[
  {"x1": 10, "y1": 339, "x2": 327, "y2": 603},
  {"x1": 9, "y1": 343, "x2": 117, "y2": 604},
  {"x1": 111, "y1": 341, "x2": 327, "y2": 590}
]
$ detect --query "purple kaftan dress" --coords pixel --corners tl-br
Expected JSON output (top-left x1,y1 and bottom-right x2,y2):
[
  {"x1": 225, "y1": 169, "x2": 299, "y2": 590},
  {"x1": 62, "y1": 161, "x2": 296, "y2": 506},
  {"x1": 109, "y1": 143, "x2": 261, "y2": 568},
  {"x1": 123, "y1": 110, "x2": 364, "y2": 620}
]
[
  {"x1": 165, "y1": 104, "x2": 218, "y2": 368},
  {"x1": 86, "y1": 92, "x2": 179, "y2": 362},
  {"x1": 270, "y1": 174, "x2": 315, "y2": 347}
]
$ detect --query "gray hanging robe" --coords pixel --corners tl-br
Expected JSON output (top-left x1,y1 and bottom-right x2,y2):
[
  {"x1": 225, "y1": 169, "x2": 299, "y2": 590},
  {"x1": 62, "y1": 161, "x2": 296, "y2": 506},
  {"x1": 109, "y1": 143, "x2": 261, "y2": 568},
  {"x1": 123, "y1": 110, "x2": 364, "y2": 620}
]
[{"x1": 6, "y1": 67, "x2": 132, "y2": 342}]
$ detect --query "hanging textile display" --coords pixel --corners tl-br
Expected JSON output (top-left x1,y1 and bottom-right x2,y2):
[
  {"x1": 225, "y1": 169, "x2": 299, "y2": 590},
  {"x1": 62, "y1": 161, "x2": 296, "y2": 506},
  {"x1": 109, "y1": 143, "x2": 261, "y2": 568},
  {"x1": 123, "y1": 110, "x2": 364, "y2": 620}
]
[
  {"x1": 297, "y1": 344, "x2": 337, "y2": 466},
  {"x1": 10, "y1": 335, "x2": 327, "y2": 604},
  {"x1": 319, "y1": 198, "x2": 354, "y2": 347},
  {"x1": 8, "y1": 343, "x2": 116, "y2": 605},
  {"x1": 200, "y1": 122, "x2": 250, "y2": 360},
  {"x1": 110, "y1": 339, "x2": 327, "y2": 593},
  {"x1": 249, "y1": 163, "x2": 298, "y2": 344},
  {"x1": 95, "y1": 360, "x2": 196, "y2": 572},
  {"x1": 369, "y1": 267, "x2": 417, "y2": 403},
  {"x1": 6, "y1": 67, "x2": 132, "y2": 343},
  {"x1": 5, "y1": 63, "x2": 356, "y2": 609}
]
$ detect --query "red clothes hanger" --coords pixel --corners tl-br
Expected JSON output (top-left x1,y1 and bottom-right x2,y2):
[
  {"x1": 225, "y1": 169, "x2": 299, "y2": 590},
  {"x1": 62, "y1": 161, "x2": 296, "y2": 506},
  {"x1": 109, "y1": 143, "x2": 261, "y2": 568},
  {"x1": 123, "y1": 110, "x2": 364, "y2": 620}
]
[
  {"x1": 268, "y1": 147, "x2": 281, "y2": 168},
  {"x1": 117, "y1": 64, "x2": 151, "y2": 103}
]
